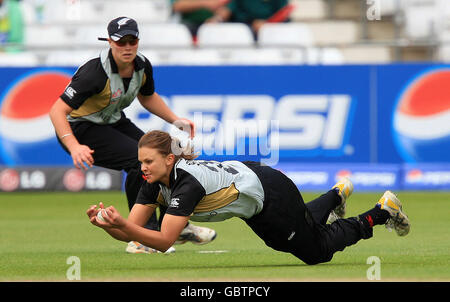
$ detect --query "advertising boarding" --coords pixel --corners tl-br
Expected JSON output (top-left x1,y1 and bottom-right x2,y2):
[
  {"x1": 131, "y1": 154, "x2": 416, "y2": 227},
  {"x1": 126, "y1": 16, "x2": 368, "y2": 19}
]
[{"x1": 0, "y1": 64, "x2": 448, "y2": 191}]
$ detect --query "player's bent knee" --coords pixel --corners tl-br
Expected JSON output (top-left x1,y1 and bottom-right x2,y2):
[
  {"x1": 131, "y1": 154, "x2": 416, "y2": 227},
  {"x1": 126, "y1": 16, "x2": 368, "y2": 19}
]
[{"x1": 295, "y1": 253, "x2": 333, "y2": 265}]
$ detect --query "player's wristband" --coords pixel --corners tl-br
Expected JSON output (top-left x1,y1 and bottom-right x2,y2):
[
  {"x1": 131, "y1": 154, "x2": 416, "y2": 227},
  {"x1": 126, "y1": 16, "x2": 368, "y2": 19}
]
[{"x1": 60, "y1": 133, "x2": 72, "y2": 139}]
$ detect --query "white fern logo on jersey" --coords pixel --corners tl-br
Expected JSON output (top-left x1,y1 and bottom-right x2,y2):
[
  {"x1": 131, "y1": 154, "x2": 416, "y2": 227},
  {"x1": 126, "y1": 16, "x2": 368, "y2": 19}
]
[{"x1": 117, "y1": 18, "x2": 130, "y2": 29}]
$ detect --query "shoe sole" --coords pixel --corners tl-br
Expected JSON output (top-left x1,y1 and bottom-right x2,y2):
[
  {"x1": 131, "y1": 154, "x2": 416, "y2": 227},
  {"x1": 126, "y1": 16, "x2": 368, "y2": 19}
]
[
  {"x1": 126, "y1": 247, "x2": 157, "y2": 254},
  {"x1": 176, "y1": 231, "x2": 217, "y2": 245},
  {"x1": 126, "y1": 246, "x2": 175, "y2": 254},
  {"x1": 379, "y1": 191, "x2": 410, "y2": 236},
  {"x1": 193, "y1": 232, "x2": 217, "y2": 245},
  {"x1": 175, "y1": 225, "x2": 218, "y2": 245},
  {"x1": 331, "y1": 177, "x2": 353, "y2": 219},
  {"x1": 126, "y1": 241, "x2": 158, "y2": 254},
  {"x1": 335, "y1": 177, "x2": 354, "y2": 202}
]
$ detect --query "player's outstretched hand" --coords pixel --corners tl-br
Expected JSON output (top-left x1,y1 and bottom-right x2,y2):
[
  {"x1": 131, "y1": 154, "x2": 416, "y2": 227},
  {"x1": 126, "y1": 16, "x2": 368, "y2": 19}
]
[
  {"x1": 174, "y1": 118, "x2": 196, "y2": 138},
  {"x1": 70, "y1": 144, "x2": 94, "y2": 170}
]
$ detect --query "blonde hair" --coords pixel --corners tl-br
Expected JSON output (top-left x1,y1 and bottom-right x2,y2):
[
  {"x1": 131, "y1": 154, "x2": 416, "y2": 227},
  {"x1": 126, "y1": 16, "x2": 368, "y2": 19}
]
[{"x1": 138, "y1": 130, "x2": 198, "y2": 161}]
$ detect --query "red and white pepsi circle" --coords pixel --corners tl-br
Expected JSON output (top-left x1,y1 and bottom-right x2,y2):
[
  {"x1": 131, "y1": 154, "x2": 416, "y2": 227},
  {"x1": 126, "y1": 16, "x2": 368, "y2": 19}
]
[
  {"x1": 393, "y1": 68, "x2": 450, "y2": 162},
  {"x1": 0, "y1": 70, "x2": 72, "y2": 165}
]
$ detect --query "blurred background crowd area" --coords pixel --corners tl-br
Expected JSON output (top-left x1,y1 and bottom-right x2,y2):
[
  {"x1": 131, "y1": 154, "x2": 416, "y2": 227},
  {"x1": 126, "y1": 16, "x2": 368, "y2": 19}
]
[{"x1": 0, "y1": 0, "x2": 449, "y2": 66}]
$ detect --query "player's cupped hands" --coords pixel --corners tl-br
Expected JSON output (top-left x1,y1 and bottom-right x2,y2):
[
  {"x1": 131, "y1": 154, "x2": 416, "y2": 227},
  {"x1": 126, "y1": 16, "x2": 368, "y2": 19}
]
[
  {"x1": 70, "y1": 144, "x2": 95, "y2": 170},
  {"x1": 86, "y1": 202, "x2": 103, "y2": 227},
  {"x1": 89, "y1": 203, "x2": 126, "y2": 229}
]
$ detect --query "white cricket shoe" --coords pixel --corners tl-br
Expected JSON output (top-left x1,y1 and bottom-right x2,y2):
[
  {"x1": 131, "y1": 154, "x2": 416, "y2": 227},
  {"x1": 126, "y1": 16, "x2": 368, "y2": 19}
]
[
  {"x1": 126, "y1": 241, "x2": 176, "y2": 254},
  {"x1": 376, "y1": 191, "x2": 410, "y2": 236},
  {"x1": 327, "y1": 177, "x2": 354, "y2": 224},
  {"x1": 175, "y1": 223, "x2": 217, "y2": 245}
]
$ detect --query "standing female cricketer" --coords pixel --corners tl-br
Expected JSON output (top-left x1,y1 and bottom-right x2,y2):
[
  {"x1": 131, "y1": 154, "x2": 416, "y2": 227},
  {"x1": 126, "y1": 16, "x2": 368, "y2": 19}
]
[
  {"x1": 49, "y1": 17, "x2": 216, "y2": 254},
  {"x1": 87, "y1": 130, "x2": 410, "y2": 264}
]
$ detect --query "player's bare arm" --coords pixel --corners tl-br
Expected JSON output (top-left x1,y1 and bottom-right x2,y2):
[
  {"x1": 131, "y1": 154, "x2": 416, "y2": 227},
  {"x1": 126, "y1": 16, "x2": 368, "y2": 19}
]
[
  {"x1": 137, "y1": 92, "x2": 178, "y2": 123},
  {"x1": 122, "y1": 213, "x2": 189, "y2": 252},
  {"x1": 49, "y1": 98, "x2": 94, "y2": 170},
  {"x1": 137, "y1": 92, "x2": 195, "y2": 137},
  {"x1": 86, "y1": 202, "x2": 154, "y2": 242},
  {"x1": 92, "y1": 202, "x2": 189, "y2": 252}
]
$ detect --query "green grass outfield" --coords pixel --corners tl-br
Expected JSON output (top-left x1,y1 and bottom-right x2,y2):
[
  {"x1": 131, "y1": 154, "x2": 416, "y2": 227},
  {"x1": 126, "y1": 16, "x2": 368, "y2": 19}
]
[{"x1": 0, "y1": 191, "x2": 449, "y2": 281}]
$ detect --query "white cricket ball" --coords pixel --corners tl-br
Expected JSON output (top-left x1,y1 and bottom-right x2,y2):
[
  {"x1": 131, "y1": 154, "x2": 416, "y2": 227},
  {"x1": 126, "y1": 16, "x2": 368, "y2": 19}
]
[{"x1": 96, "y1": 209, "x2": 108, "y2": 222}]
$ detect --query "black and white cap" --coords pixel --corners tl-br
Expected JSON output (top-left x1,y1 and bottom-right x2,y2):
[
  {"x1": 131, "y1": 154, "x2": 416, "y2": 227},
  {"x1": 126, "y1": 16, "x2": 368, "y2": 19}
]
[{"x1": 98, "y1": 16, "x2": 139, "y2": 41}]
